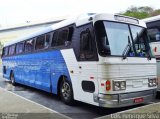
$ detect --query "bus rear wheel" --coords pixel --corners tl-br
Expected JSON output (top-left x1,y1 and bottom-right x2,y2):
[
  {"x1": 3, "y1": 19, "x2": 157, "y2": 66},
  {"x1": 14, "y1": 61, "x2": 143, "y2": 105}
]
[
  {"x1": 60, "y1": 78, "x2": 74, "y2": 105},
  {"x1": 10, "y1": 72, "x2": 16, "y2": 86}
]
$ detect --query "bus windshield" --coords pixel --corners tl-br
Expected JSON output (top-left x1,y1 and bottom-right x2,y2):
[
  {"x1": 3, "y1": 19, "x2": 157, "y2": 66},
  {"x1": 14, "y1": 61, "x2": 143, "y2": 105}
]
[{"x1": 95, "y1": 21, "x2": 150, "y2": 57}]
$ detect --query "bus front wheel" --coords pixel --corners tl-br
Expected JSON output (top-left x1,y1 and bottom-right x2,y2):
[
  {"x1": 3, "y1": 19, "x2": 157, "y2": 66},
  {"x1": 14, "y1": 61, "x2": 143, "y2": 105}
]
[
  {"x1": 60, "y1": 78, "x2": 74, "y2": 105},
  {"x1": 10, "y1": 72, "x2": 16, "y2": 86}
]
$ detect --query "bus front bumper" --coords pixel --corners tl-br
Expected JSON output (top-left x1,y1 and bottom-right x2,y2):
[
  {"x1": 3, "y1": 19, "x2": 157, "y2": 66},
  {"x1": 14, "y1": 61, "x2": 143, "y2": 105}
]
[{"x1": 94, "y1": 89, "x2": 156, "y2": 108}]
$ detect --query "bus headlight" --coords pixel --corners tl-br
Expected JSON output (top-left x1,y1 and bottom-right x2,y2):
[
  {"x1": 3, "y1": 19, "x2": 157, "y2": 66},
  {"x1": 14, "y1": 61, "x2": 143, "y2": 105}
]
[
  {"x1": 113, "y1": 80, "x2": 126, "y2": 91},
  {"x1": 148, "y1": 78, "x2": 157, "y2": 87}
]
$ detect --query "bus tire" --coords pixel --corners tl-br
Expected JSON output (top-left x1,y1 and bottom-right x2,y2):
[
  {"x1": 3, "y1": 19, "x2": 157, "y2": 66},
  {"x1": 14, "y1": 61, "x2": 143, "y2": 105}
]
[
  {"x1": 10, "y1": 72, "x2": 16, "y2": 86},
  {"x1": 60, "y1": 78, "x2": 74, "y2": 105}
]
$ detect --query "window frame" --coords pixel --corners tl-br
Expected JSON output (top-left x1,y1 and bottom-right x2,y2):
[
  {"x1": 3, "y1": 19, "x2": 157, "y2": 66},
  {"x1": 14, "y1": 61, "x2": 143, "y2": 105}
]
[
  {"x1": 95, "y1": 20, "x2": 151, "y2": 58},
  {"x1": 2, "y1": 25, "x2": 74, "y2": 57},
  {"x1": 24, "y1": 38, "x2": 35, "y2": 53},
  {"x1": 73, "y1": 23, "x2": 98, "y2": 61},
  {"x1": 8, "y1": 45, "x2": 16, "y2": 56},
  {"x1": 35, "y1": 35, "x2": 46, "y2": 50},
  {"x1": 2, "y1": 47, "x2": 9, "y2": 57},
  {"x1": 51, "y1": 25, "x2": 74, "y2": 48},
  {"x1": 16, "y1": 42, "x2": 24, "y2": 54}
]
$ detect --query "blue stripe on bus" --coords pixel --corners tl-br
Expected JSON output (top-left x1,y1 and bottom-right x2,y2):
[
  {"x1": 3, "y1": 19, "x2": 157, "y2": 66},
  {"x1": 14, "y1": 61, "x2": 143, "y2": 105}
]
[{"x1": 2, "y1": 50, "x2": 71, "y2": 94}]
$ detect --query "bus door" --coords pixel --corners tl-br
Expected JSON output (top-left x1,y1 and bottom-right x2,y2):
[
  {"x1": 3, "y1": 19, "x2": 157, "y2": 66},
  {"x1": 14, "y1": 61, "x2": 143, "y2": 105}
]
[{"x1": 76, "y1": 25, "x2": 99, "y2": 104}]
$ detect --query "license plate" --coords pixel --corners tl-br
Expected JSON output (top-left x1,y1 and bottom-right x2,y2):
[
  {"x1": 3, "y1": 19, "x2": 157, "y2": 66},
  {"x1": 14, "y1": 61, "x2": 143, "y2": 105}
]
[{"x1": 134, "y1": 98, "x2": 144, "y2": 103}]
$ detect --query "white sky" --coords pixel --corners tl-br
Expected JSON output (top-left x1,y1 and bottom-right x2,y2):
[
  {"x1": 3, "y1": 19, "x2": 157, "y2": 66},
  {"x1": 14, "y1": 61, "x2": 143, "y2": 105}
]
[{"x1": 0, "y1": 0, "x2": 160, "y2": 27}]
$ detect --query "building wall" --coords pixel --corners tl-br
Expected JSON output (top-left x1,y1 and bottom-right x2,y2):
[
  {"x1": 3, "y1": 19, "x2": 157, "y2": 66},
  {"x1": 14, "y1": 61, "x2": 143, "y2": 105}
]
[{"x1": 0, "y1": 23, "x2": 56, "y2": 45}]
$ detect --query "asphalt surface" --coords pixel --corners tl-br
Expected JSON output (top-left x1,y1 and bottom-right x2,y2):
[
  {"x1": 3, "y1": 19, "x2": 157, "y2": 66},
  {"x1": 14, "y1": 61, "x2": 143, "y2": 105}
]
[
  {"x1": 0, "y1": 87, "x2": 68, "y2": 119},
  {"x1": 0, "y1": 66, "x2": 159, "y2": 119}
]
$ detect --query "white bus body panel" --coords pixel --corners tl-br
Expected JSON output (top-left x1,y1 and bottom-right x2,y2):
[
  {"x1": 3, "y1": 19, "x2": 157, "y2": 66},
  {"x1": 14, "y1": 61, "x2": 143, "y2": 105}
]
[
  {"x1": 61, "y1": 49, "x2": 157, "y2": 106},
  {"x1": 98, "y1": 57, "x2": 156, "y2": 94},
  {"x1": 61, "y1": 49, "x2": 99, "y2": 106},
  {"x1": 150, "y1": 42, "x2": 160, "y2": 58}
]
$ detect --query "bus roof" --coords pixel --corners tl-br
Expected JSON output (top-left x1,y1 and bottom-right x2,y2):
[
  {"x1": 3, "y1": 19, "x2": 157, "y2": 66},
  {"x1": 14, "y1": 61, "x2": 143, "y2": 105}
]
[
  {"x1": 143, "y1": 15, "x2": 160, "y2": 23},
  {"x1": 4, "y1": 13, "x2": 145, "y2": 47}
]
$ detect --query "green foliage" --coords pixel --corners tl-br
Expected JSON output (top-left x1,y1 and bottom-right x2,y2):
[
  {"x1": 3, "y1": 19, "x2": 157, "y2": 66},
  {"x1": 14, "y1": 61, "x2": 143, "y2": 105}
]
[{"x1": 121, "y1": 6, "x2": 160, "y2": 19}]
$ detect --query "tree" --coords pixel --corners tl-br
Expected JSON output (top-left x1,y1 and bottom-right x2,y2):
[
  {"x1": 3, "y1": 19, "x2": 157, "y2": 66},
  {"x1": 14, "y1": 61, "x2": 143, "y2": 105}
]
[
  {"x1": 150, "y1": 9, "x2": 160, "y2": 16},
  {"x1": 121, "y1": 6, "x2": 160, "y2": 19}
]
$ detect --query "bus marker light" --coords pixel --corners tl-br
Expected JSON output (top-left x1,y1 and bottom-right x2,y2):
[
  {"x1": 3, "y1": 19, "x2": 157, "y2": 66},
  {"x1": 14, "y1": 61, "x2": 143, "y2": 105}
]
[
  {"x1": 106, "y1": 80, "x2": 111, "y2": 91},
  {"x1": 90, "y1": 77, "x2": 94, "y2": 80},
  {"x1": 101, "y1": 83, "x2": 104, "y2": 86},
  {"x1": 154, "y1": 47, "x2": 157, "y2": 52}
]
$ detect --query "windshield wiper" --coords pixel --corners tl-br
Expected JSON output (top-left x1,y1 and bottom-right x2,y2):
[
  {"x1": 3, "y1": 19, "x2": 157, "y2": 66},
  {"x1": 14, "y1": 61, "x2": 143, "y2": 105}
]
[{"x1": 122, "y1": 36, "x2": 131, "y2": 59}]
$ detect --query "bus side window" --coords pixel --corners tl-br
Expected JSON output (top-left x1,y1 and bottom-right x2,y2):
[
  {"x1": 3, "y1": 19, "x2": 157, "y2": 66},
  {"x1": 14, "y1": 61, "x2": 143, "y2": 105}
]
[
  {"x1": 51, "y1": 31, "x2": 58, "y2": 47},
  {"x1": 65, "y1": 27, "x2": 73, "y2": 47},
  {"x1": 79, "y1": 28, "x2": 94, "y2": 60},
  {"x1": 45, "y1": 33, "x2": 51, "y2": 49},
  {"x1": 25, "y1": 39, "x2": 35, "y2": 52},
  {"x1": 36, "y1": 35, "x2": 45, "y2": 50},
  {"x1": 57, "y1": 29, "x2": 68, "y2": 46},
  {"x1": 51, "y1": 27, "x2": 73, "y2": 47},
  {"x1": 16, "y1": 42, "x2": 24, "y2": 54},
  {"x1": 9, "y1": 45, "x2": 15, "y2": 55},
  {"x1": 2, "y1": 47, "x2": 8, "y2": 57}
]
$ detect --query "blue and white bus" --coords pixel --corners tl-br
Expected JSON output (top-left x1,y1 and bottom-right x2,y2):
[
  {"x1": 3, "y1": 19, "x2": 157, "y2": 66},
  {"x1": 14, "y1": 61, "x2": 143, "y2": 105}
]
[{"x1": 2, "y1": 13, "x2": 157, "y2": 107}]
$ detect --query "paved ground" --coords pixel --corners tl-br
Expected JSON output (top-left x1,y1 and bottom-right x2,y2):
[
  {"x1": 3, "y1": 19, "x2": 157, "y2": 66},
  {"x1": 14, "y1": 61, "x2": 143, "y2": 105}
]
[
  {"x1": 0, "y1": 66, "x2": 160, "y2": 119},
  {"x1": 0, "y1": 87, "x2": 68, "y2": 119},
  {"x1": 98, "y1": 101, "x2": 160, "y2": 119}
]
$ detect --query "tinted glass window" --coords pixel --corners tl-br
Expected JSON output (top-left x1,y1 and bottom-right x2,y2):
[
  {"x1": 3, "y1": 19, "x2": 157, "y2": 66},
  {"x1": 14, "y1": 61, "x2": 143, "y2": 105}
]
[
  {"x1": 2, "y1": 47, "x2": 8, "y2": 56},
  {"x1": 57, "y1": 29, "x2": 68, "y2": 46},
  {"x1": 25, "y1": 39, "x2": 34, "y2": 52},
  {"x1": 51, "y1": 27, "x2": 73, "y2": 47},
  {"x1": 44, "y1": 33, "x2": 51, "y2": 48},
  {"x1": 36, "y1": 35, "x2": 45, "y2": 50},
  {"x1": 9, "y1": 45, "x2": 15, "y2": 55},
  {"x1": 79, "y1": 28, "x2": 94, "y2": 60},
  {"x1": 51, "y1": 31, "x2": 58, "y2": 47},
  {"x1": 147, "y1": 28, "x2": 160, "y2": 42},
  {"x1": 16, "y1": 42, "x2": 24, "y2": 54}
]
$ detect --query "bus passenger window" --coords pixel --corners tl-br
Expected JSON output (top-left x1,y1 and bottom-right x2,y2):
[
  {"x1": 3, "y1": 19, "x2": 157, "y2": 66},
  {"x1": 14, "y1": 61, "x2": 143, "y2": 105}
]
[
  {"x1": 65, "y1": 27, "x2": 73, "y2": 46},
  {"x1": 51, "y1": 31, "x2": 58, "y2": 47},
  {"x1": 25, "y1": 39, "x2": 34, "y2": 52},
  {"x1": 57, "y1": 29, "x2": 69, "y2": 46},
  {"x1": 36, "y1": 35, "x2": 45, "y2": 50},
  {"x1": 79, "y1": 28, "x2": 94, "y2": 60},
  {"x1": 45, "y1": 34, "x2": 51, "y2": 48},
  {"x1": 9, "y1": 45, "x2": 15, "y2": 55},
  {"x1": 51, "y1": 27, "x2": 73, "y2": 47},
  {"x1": 16, "y1": 42, "x2": 24, "y2": 54},
  {"x1": 2, "y1": 47, "x2": 8, "y2": 57}
]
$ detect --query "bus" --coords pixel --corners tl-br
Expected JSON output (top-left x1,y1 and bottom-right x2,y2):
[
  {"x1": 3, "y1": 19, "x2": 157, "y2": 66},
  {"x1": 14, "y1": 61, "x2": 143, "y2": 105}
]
[
  {"x1": 143, "y1": 15, "x2": 160, "y2": 89},
  {"x1": 2, "y1": 13, "x2": 157, "y2": 108},
  {"x1": 143, "y1": 15, "x2": 160, "y2": 58}
]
